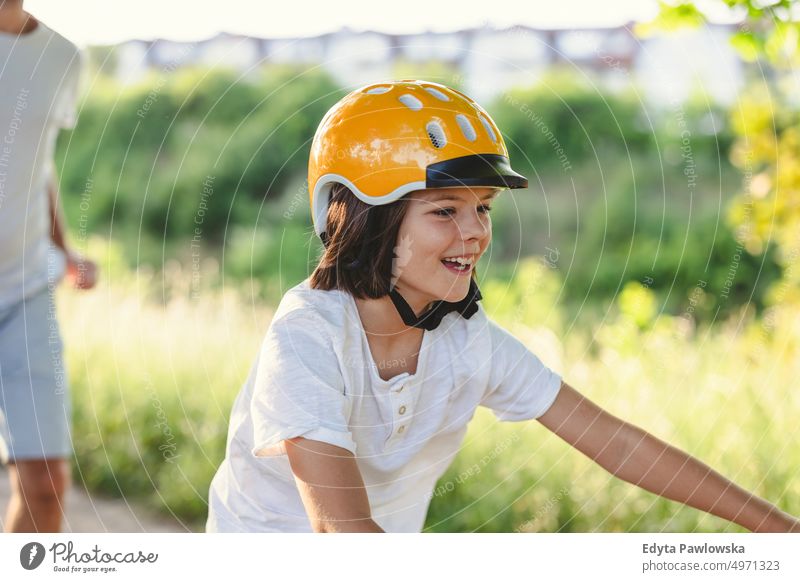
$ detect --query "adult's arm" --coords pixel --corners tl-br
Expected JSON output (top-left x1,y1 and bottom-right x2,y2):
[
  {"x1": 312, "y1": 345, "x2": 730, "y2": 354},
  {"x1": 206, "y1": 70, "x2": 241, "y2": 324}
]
[{"x1": 47, "y1": 168, "x2": 96, "y2": 289}]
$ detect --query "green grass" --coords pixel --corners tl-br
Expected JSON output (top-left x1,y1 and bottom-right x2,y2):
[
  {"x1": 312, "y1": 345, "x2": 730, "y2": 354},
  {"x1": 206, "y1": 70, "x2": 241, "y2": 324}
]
[
  {"x1": 60, "y1": 241, "x2": 800, "y2": 531},
  {"x1": 63, "y1": 242, "x2": 267, "y2": 527}
]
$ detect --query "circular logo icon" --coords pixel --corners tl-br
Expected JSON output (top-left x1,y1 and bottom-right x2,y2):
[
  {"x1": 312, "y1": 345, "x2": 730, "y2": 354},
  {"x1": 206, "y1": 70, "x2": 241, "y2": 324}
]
[{"x1": 20, "y1": 542, "x2": 46, "y2": 570}]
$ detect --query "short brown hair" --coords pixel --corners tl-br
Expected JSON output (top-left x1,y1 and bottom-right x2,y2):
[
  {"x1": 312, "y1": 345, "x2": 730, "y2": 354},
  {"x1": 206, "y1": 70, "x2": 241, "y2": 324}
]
[{"x1": 310, "y1": 184, "x2": 409, "y2": 299}]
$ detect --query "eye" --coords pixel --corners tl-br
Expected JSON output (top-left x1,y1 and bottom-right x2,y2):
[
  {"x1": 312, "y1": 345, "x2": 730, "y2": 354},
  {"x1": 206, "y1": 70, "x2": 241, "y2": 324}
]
[{"x1": 433, "y1": 205, "x2": 493, "y2": 217}]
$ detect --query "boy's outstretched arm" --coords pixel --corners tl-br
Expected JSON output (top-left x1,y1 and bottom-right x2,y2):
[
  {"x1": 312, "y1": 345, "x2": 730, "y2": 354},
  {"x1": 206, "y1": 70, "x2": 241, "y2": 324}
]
[{"x1": 537, "y1": 381, "x2": 800, "y2": 532}]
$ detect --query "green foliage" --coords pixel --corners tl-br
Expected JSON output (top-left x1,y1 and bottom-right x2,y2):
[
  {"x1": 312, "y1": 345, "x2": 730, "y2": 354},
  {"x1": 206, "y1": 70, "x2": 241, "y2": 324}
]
[
  {"x1": 563, "y1": 150, "x2": 781, "y2": 318},
  {"x1": 482, "y1": 257, "x2": 563, "y2": 334},
  {"x1": 64, "y1": 240, "x2": 268, "y2": 525},
  {"x1": 491, "y1": 73, "x2": 654, "y2": 173},
  {"x1": 224, "y1": 221, "x2": 319, "y2": 303},
  {"x1": 647, "y1": 1, "x2": 800, "y2": 308},
  {"x1": 618, "y1": 281, "x2": 657, "y2": 328},
  {"x1": 636, "y1": 2, "x2": 705, "y2": 36},
  {"x1": 641, "y1": 1, "x2": 800, "y2": 67},
  {"x1": 56, "y1": 66, "x2": 340, "y2": 241},
  {"x1": 484, "y1": 76, "x2": 764, "y2": 319}
]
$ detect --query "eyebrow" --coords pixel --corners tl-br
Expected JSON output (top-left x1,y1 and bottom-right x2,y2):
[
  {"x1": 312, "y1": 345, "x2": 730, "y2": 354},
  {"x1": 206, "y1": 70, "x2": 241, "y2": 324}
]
[{"x1": 424, "y1": 191, "x2": 500, "y2": 203}]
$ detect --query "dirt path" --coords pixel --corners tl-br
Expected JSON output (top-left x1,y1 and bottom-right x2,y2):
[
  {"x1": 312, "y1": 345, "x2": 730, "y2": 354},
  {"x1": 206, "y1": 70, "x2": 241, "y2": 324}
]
[{"x1": 0, "y1": 467, "x2": 193, "y2": 532}]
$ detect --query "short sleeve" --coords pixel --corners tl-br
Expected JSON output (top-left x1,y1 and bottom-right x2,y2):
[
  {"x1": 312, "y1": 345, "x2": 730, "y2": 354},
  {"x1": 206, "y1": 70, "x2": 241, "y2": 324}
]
[
  {"x1": 249, "y1": 310, "x2": 356, "y2": 457},
  {"x1": 53, "y1": 50, "x2": 83, "y2": 129},
  {"x1": 481, "y1": 319, "x2": 562, "y2": 422}
]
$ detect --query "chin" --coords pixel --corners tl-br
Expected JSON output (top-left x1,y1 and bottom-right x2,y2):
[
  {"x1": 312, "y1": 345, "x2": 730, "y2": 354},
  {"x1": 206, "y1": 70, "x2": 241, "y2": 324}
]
[
  {"x1": 438, "y1": 280, "x2": 472, "y2": 303},
  {"x1": 407, "y1": 272, "x2": 472, "y2": 306}
]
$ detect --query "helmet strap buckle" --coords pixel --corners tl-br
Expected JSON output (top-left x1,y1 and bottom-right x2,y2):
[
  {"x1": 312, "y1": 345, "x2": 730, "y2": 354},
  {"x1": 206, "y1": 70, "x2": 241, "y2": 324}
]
[{"x1": 388, "y1": 278, "x2": 482, "y2": 331}]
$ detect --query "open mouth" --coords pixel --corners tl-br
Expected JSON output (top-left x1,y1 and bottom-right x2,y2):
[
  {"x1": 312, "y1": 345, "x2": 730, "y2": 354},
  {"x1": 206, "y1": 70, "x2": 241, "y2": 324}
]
[{"x1": 441, "y1": 257, "x2": 474, "y2": 275}]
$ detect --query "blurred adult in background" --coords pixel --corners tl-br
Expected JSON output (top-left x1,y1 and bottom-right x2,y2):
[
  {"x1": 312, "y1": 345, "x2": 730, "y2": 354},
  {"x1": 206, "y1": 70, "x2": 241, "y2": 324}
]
[{"x1": 0, "y1": 0, "x2": 96, "y2": 532}]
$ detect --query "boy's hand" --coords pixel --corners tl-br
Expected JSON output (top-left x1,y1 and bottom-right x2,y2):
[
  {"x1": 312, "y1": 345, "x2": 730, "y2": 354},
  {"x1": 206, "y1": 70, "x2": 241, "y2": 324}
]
[{"x1": 65, "y1": 251, "x2": 98, "y2": 290}]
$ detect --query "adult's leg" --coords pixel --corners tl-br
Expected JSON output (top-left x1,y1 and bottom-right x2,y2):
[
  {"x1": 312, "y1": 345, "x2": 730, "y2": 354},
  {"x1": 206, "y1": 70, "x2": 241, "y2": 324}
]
[
  {"x1": 4, "y1": 457, "x2": 70, "y2": 532},
  {"x1": 0, "y1": 287, "x2": 73, "y2": 532}
]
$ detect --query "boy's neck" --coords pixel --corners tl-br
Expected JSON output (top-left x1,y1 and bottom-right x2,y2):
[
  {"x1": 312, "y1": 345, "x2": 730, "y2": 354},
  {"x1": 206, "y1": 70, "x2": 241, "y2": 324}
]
[
  {"x1": 355, "y1": 294, "x2": 427, "y2": 341},
  {"x1": 0, "y1": 2, "x2": 36, "y2": 36}
]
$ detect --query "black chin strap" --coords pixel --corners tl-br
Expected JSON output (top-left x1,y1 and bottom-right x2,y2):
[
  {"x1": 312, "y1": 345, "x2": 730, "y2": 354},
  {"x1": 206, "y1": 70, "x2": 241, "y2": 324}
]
[{"x1": 388, "y1": 277, "x2": 482, "y2": 331}]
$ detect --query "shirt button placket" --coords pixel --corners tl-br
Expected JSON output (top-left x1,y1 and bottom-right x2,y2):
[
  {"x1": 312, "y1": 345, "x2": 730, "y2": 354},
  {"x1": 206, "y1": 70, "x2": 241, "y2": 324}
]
[{"x1": 390, "y1": 383, "x2": 409, "y2": 439}]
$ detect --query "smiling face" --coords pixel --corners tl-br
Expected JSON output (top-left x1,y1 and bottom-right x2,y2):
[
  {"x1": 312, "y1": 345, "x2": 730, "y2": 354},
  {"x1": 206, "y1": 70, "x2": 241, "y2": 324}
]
[{"x1": 391, "y1": 186, "x2": 500, "y2": 314}]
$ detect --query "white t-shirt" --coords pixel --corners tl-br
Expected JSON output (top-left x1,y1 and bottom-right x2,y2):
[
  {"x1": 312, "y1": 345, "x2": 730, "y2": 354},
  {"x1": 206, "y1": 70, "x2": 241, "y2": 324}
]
[
  {"x1": 0, "y1": 20, "x2": 82, "y2": 309},
  {"x1": 207, "y1": 278, "x2": 562, "y2": 533}
]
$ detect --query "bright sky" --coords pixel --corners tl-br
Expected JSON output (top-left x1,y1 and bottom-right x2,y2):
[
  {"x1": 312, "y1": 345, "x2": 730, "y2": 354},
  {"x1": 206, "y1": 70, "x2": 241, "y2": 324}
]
[{"x1": 20, "y1": 0, "x2": 718, "y2": 46}]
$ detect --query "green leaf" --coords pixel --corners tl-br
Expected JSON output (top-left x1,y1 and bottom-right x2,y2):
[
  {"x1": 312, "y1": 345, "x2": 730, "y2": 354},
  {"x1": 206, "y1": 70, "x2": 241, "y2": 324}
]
[
  {"x1": 636, "y1": 1, "x2": 707, "y2": 37},
  {"x1": 729, "y1": 30, "x2": 763, "y2": 62}
]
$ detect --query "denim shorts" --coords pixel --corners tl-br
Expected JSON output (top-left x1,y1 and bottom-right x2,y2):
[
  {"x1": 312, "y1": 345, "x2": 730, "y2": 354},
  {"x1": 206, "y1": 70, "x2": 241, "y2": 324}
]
[{"x1": 0, "y1": 286, "x2": 72, "y2": 464}]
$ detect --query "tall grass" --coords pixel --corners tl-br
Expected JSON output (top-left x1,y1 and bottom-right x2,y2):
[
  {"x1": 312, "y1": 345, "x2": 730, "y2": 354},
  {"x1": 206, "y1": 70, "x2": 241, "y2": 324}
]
[
  {"x1": 60, "y1": 241, "x2": 800, "y2": 531},
  {"x1": 63, "y1": 239, "x2": 268, "y2": 527}
]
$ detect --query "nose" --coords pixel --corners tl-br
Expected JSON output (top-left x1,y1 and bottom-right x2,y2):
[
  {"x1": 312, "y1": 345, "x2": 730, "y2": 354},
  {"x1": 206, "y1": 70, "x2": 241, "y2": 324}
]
[{"x1": 458, "y1": 206, "x2": 490, "y2": 243}]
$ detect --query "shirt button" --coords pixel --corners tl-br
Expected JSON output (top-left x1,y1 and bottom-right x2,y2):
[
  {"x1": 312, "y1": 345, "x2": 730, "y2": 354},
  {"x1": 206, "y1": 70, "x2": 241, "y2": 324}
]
[
  {"x1": 397, "y1": 385, "x2": 404, "y2": 393},
  {"x1": 398, "y1": 405, "x2": 407, "y2": 415},
  {"x1": 397, "y1": 425, "x2": 406, "y2": 434}
]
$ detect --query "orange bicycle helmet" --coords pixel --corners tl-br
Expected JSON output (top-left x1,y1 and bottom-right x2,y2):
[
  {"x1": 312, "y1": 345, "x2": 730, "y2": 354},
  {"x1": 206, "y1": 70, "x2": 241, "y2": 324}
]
[{"x1": 308, "y1": 79, "x2": 528, "y2": 239}]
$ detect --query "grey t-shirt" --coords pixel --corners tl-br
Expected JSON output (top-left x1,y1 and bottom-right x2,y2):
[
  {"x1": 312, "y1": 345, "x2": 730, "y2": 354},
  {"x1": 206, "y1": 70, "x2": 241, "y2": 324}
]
[{"x1": 0, "y1": 20, "x2": 82, "y2": 309}]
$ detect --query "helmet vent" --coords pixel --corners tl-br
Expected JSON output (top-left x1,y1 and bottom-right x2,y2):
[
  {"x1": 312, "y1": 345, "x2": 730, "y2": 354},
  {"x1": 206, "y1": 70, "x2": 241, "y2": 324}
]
[
  {"x1": 424, "y1": 87, "x2": 450, "y2": 101},
  {"x1": 398, "y1": 94, "x2": 423, "y2": 111},
  {"x1": 426, "y1": 121, "x2": 447, "y2": 149},
  {"x1": 479, "y1": 114, "x2": 497, "y2": 142},
  {"x1": 455, "y1": 114, "x2": 477, "y2": 141},
  {"x1": 365, "y1": 86, "x2": 391, "y2": 94}
]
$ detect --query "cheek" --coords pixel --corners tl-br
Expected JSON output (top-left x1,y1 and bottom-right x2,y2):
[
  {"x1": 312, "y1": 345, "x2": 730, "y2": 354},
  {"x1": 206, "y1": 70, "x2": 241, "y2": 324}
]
[{"x1": 401, "y1": 217, "x2": 453, "y2": 260}]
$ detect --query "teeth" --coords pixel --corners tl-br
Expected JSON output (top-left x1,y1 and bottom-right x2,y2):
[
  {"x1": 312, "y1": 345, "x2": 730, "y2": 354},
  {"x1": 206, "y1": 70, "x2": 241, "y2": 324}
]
[
  {"x1": 442, "y1": 258, "x2": 472, "y2": 271},
  {"x1": 443, "y1": 256, "x2": 474, "y2": 265}
]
